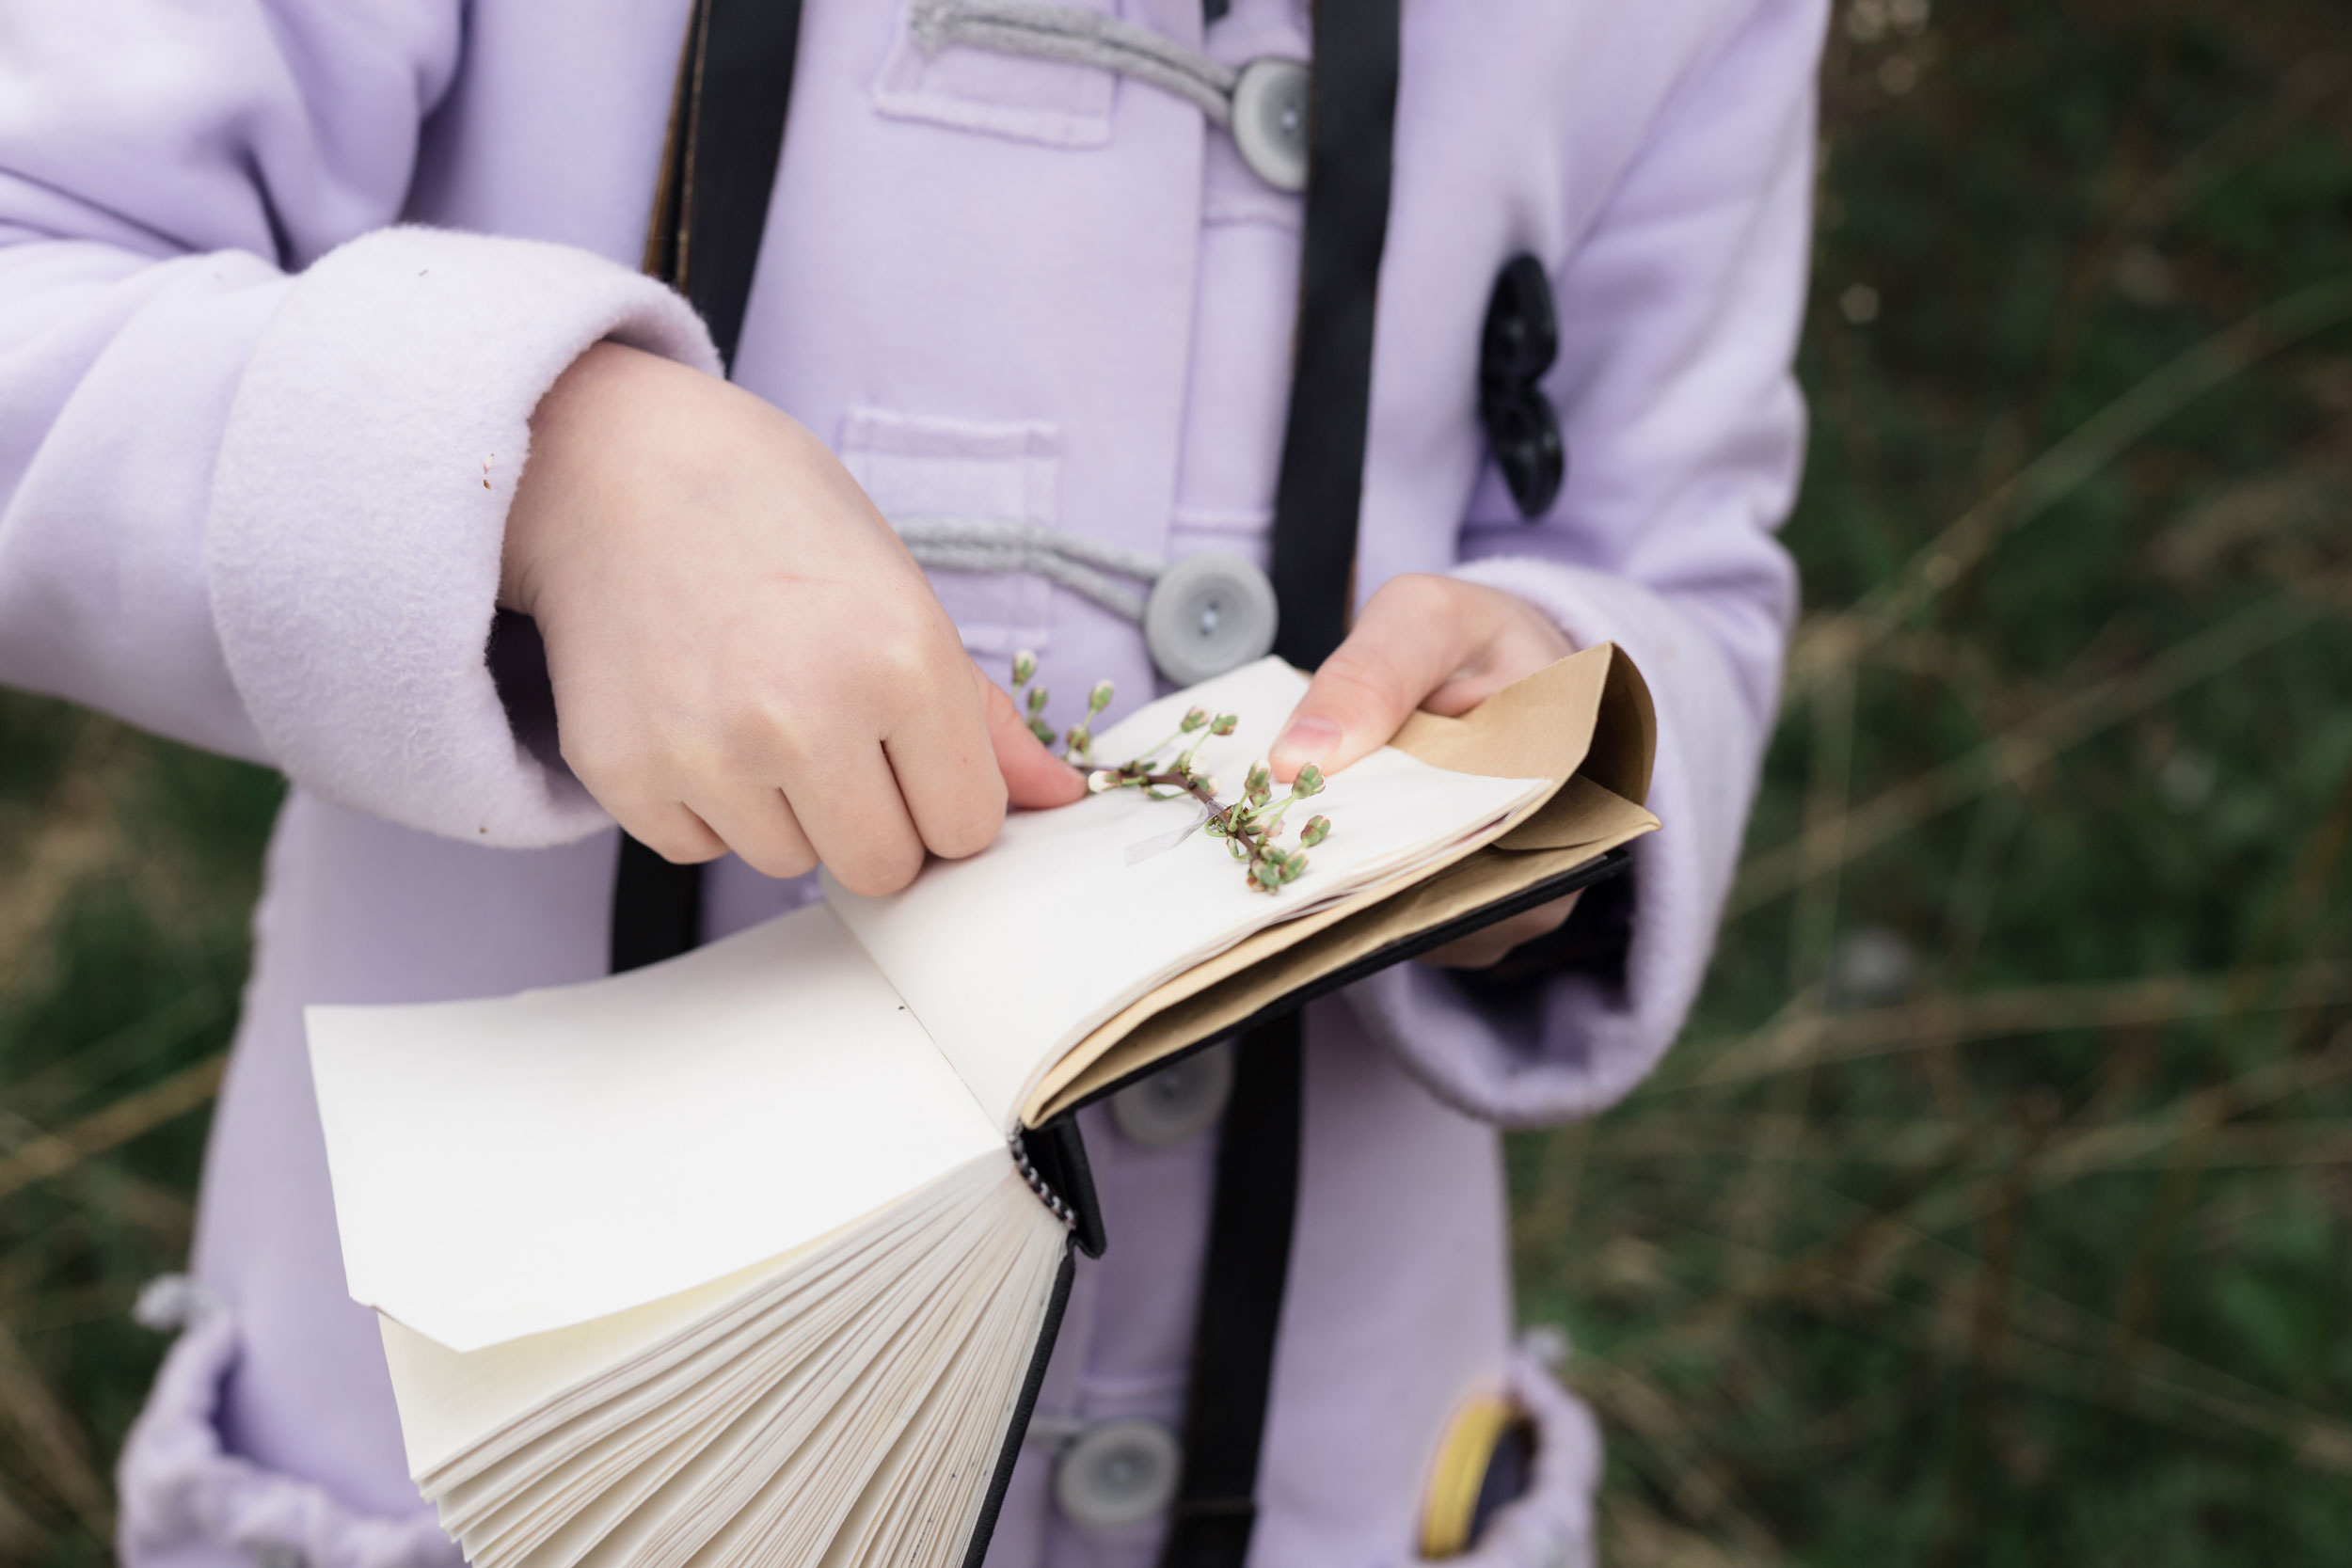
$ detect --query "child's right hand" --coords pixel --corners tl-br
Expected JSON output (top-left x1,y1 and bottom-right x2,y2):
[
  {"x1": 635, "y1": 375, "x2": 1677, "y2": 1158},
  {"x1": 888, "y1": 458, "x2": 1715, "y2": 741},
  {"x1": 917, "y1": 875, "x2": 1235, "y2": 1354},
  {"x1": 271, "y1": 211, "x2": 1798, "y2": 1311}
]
[{"x1": 501, "y1": 342, "x2": 1084, "y2": 895}]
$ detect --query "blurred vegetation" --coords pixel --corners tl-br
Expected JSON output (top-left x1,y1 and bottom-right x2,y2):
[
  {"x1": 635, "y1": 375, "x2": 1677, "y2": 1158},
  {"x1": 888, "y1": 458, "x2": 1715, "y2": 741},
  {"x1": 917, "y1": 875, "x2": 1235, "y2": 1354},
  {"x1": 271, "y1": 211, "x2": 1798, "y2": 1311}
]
[
  {"x1": 0, "y1": 0, "x2": 2347, "y2": 1562},
  {"x1": 0, "y1": 702, "x2": 280, "y2": 1560},
  {"x1": 1511, "y1": 0, "x2": 2352, "y2": 1563}
]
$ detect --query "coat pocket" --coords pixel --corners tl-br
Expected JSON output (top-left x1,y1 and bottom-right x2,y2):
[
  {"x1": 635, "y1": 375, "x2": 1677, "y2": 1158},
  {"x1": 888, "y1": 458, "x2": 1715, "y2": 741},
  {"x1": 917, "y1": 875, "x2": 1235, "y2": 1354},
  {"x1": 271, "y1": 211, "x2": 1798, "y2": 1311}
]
[
  {"x1": 838, "y1": 406, "x2": 1062, "y2": 659},
  {"x1": 873, "y1": 0, "x2": 1119, "y2": 148},
  {"x1": 1410, "y1": 1350, "x2": 1600, "y2": 1568}
]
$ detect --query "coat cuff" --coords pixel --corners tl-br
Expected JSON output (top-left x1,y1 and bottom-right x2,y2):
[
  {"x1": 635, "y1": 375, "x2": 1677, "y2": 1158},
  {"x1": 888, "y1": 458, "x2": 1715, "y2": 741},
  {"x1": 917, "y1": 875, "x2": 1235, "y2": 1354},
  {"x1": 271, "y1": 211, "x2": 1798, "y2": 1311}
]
[
  {"x1": 1343, "y1": 557, "x2": 1774, "y2": 1126},
  {"x1": 204, "y1": 226, "x2": 721, "y2": 847},
  {"x1": 118, "y1": 1282, "x2": 460, "y2": 1568}
]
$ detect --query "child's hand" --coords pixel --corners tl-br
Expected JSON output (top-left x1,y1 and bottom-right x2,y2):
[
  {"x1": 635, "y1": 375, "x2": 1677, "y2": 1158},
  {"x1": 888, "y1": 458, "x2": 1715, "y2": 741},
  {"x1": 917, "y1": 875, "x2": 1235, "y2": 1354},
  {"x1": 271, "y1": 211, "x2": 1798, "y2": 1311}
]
[
  {"x1": 502, "y1": 343, "x2": 1084, "y2": 895},
  {"x1": 1268, "y1": 574, "x2": 1582, "y2": 969}
]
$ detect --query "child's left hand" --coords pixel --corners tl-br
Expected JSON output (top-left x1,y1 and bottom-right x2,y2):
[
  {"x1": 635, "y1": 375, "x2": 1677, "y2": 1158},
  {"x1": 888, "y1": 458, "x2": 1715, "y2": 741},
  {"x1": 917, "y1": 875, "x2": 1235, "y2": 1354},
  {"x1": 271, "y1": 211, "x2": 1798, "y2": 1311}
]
[{"x1": 1267, "y1": 574, "x2": 1581, "y2": 971}]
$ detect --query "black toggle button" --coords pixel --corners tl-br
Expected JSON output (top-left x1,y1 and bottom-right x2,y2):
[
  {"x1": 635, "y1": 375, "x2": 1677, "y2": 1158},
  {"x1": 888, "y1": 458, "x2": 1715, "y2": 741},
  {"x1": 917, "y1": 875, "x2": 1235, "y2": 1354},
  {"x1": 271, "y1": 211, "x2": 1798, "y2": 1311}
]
[
  {"x1": 1478, "y1": 254, "x2": 1566, "y2": 520},
  {"x1": 1482, "y1": 254, "x2": 1558, "y2": 387}
]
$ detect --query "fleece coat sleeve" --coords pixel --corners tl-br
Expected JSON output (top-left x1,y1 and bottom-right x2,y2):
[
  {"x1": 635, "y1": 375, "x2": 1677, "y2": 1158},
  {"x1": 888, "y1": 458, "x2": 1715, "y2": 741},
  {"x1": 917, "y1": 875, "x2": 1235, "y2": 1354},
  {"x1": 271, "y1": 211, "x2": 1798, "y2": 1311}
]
[
  {"x1": 1350, "y1": 0, "x2": 1823, "y2": 1126},
  {"x1": 0, "y1": 0, "x2": 719, "y2": 847}
]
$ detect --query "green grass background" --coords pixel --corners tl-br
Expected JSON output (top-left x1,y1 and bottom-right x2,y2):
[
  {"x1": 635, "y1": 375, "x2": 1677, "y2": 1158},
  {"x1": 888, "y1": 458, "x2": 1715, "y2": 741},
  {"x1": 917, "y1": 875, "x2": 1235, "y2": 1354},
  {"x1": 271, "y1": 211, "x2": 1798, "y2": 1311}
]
[{"x1": 4, "y1": 0, "x2": 2349, "y2": 1560}]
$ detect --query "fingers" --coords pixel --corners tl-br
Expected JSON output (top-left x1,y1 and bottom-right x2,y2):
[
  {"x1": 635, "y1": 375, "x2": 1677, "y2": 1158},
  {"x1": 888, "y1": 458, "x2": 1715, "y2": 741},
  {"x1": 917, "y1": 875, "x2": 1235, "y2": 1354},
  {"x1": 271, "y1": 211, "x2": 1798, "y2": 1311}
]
[
  {"x1": 579, "y1": 657, "x2": 1048, "y2": 895},
  {"x1": 977, "y1": 663, "x2": 1088, "y2": 810},
  {"x1": 1416, "y1": 586, "x2": 1576, "y2": 718},
  {"x1": 701, "y1": 665, "x2": 1078, "y2": 894},
  {"x1": 1268, "y1": 575, "x2": 1575, "y2": 782},
  {"x1": 572, "y1": 705, "x2": 927, "y2": 893},
  {"x1": 626, "y1": 722, "x2": 977, "y2": 895},
  {"x1": 612, "y1": 800, "x2": 730, "y2": 865},
  {"x1": 1268, "y1": 576, "x2": 1479, "y2": 783},
  {"x1": 681, "y1": 789, "x2": 818, "y2": 881},
  {"x1": 875, "y1": 655, "x2": 1009, "y2": 864},
  {"x1": 758, "y1": 729, "x2": 924, "y2": 895}
]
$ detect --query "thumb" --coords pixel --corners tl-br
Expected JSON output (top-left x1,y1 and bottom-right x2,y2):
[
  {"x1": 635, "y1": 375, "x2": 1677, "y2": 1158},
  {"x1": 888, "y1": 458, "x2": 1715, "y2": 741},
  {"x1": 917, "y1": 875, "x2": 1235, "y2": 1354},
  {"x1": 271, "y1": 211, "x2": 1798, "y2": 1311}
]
[
  {"x1": 975, "y1": 661, "x2": 1088, "y2": 809},
  {"x1": 1268, "y1": 583, "x2": 1462, "y2": 784}
]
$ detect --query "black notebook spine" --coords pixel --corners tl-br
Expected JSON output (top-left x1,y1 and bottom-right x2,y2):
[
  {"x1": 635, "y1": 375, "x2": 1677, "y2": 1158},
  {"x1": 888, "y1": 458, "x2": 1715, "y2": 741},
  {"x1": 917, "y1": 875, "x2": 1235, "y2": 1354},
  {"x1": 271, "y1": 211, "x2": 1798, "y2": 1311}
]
[
  {"x1": 958, "y1": 1240, "x2": 1074, "y2": 1568},
  {"x1": 1010, "y1": 1117, "x2": 1105, "y2": 1259},
  {"x1": 961, "y1": 1116, "x2": 1100, "y2": 1568}
]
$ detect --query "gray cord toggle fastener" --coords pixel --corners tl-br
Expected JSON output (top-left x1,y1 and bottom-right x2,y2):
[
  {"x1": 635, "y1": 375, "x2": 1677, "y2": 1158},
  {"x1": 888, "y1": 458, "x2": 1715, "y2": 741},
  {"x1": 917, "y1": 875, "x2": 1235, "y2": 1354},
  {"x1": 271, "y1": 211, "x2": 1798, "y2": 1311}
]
[
  {"x1": 894, "y1": 515, "x2": 1279, "y2": 684},
  {"x1": 911, "y1": 0, "x2": 1310, "y2": 191},
  {"x1": 894, "y1": 515, "x2": 1164, "y2": 624}
]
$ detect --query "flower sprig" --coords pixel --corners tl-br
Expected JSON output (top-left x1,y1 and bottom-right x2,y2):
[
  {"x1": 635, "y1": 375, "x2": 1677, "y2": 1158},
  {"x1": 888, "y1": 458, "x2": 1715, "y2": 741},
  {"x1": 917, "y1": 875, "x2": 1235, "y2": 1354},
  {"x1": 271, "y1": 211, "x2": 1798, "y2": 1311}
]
[
  {"x1": 1011, "y1": 650, "x2": 1113, "y2": 763},
  {"x1": 1012, "y1": 651, "x2": 1332, "y2": 894}
]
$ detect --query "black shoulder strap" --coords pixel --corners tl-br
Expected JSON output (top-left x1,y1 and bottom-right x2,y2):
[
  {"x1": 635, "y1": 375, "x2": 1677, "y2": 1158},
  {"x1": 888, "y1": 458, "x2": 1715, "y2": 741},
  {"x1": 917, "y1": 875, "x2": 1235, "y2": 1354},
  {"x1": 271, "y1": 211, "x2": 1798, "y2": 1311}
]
[
  {"x1": 1156, "y1": 1013, "x2": 1306, "y2": 1567},
  {"x1": 1265, "y1": 0, "x2": 1400, "y2": 673},
  {"x1": 1161, "y1": 5, "x2": 1398, "y2": 1563},
  {"x1": 612, "y1": 0, "x2": 806, "y2": 974},
  {"x1": 608, "y1": 7, "x2": 1403, "y2": 1568}
]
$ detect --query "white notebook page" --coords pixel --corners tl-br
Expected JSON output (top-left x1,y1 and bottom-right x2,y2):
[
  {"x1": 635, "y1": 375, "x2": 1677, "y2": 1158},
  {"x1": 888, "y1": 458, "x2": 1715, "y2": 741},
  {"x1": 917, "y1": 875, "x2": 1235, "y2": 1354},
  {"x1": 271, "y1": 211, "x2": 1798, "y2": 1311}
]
[
  {"x1": 310, "y1": 904, "x2": 1004, "y2": 1353},
  {"x1": 824, "y1": 658, "x2": 1545, "y2": 1131}
]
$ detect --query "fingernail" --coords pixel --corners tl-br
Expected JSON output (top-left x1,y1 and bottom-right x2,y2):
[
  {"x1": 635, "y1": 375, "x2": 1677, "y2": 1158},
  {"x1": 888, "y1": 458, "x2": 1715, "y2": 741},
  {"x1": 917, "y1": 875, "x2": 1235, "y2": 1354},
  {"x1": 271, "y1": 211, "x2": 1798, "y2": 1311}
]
[{"x1": 1271, "y1": 715, "x2": 1341, "y2": 772}]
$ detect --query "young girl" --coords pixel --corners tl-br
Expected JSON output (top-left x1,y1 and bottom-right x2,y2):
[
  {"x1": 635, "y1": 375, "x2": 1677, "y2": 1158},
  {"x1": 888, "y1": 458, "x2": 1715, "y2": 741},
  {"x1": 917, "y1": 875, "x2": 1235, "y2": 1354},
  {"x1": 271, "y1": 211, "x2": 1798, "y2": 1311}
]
[{"x1": 0, "y1": 0, "x2": 1820, "y2": 1562}]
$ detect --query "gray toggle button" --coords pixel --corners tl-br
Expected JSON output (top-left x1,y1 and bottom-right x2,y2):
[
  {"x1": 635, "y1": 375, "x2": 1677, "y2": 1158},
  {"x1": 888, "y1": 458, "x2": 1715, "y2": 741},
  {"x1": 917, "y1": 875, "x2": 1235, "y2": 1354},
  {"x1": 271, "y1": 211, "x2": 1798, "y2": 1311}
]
[
  {"x1": 1142, "y1": 551, "x2": 1279, "y2": 686},
  {"x1": 1231, "y1": 57, "x2": 1310, "y2": 193},
  {"x1": 1109, "y1": 1043, "x2": 1234, "y2": 1148},
  {"x1": 1054, "y1": 1418, "x2": 1184, "y2": 1528}
]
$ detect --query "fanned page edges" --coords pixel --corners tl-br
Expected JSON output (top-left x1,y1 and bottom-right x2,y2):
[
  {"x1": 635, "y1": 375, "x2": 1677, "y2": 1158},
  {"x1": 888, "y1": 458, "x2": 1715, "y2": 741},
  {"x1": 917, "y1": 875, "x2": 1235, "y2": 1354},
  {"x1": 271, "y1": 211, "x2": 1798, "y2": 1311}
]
[
  {"x1": 377, "y1": 1157, "x2": 1069, "y2": 1568},
  {"x1": 1019, "y1": 642, "x2": 1660, "y2": 1126},
  {"x1": 379, "y1": 1159, "x2": 998, "y2": 1481}
]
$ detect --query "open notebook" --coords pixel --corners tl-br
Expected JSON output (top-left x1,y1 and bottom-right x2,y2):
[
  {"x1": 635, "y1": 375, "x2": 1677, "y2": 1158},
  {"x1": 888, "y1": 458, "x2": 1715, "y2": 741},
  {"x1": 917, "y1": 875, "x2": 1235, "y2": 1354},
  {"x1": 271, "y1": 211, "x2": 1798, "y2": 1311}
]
[{"x1": 307, "y1": 646, "x2": 1660, "y2": 1568}]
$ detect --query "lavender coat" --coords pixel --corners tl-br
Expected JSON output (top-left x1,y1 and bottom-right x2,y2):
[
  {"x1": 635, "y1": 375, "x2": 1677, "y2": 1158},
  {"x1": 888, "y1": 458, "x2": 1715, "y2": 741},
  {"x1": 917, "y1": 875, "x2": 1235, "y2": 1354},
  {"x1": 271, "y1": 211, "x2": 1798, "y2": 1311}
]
[{"x1": 0, "y1": 0, "x2": 1820, "y2": 1562}]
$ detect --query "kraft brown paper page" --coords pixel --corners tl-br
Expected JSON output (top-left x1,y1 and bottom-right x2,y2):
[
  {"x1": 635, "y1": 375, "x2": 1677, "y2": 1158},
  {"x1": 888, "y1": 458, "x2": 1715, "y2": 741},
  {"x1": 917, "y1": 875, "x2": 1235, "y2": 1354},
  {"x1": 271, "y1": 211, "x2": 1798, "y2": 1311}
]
[{"x1": 1022, "y1": 642, "x2": 1661, "y2": 1127}]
